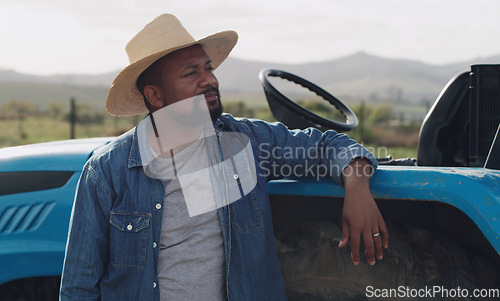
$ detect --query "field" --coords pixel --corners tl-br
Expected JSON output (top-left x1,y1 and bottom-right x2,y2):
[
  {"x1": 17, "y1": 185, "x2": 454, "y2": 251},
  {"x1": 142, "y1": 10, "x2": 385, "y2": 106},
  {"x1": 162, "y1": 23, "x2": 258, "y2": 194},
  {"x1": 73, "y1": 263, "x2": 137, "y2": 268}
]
[
  {"x1": 0, "y1": 100, "x2": 420, "y2": 160},
  {"x1": 0, "y1": 115, "x2": 138, "y2": 147}
]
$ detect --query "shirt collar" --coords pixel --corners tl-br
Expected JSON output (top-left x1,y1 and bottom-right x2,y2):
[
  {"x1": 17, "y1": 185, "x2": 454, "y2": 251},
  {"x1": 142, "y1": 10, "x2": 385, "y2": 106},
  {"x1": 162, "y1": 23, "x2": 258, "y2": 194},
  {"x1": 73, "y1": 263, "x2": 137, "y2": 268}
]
[
  {"x1": 128, "y1": 126, "x2": 144, "y2": 169},
  {"x1": 213, "y1": 117, "x2": 224, "y2": 131},
  {"x1": 128, "y1": 115, "x2": 226, "y2": 169}
]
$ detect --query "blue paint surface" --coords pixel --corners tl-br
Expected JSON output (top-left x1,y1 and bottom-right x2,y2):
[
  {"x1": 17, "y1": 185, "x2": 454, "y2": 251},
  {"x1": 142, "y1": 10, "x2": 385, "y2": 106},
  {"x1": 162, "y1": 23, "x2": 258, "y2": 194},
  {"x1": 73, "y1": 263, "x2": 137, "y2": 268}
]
[
  {"x1": 1, "y1": 138, "x2": 499, "y2": 284},
  {"x1": 268, "y1": 165, "x2": 500, "y2": 254}
]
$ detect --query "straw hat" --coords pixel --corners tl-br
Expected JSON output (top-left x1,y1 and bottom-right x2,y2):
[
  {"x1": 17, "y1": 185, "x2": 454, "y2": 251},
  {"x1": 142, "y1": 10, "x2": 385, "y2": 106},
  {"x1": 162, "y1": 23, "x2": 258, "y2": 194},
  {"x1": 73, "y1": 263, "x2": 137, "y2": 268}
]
[{"x1": 106, "y1": 14, "x2": 238, "y2": 116}]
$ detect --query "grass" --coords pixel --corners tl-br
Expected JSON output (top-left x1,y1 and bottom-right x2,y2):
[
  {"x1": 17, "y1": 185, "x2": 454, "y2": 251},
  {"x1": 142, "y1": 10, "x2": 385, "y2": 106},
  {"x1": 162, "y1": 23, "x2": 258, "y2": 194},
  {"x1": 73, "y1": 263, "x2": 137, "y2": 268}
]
[
  {"x1": 364, "y1": 145, "x2": 418, "y2": 160},
  {"x1": 0, "y1": 114, "x2": 419, "y2": 162},
  {"x1": 0, "y1": 115, "x2": 139, "y2": 148}
]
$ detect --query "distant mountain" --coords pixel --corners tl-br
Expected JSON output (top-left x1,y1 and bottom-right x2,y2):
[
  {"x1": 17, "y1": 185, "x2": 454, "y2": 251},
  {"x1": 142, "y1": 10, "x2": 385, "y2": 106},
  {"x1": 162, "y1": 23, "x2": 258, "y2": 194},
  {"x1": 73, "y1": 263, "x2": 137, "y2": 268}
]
[
  {"x1": 1, "y1": 52, "x2": 499, "y2": 109},
  {"x1": 0, "y1": 69, "x2": 117, "y2": 86},
  {"x1": 217, "y1": 52, "x2": 500, "y2": 104}
]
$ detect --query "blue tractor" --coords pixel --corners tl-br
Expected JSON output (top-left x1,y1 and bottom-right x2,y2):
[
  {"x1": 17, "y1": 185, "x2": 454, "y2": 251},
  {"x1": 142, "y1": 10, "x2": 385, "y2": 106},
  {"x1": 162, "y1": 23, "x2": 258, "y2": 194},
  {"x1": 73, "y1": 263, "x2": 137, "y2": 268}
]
[{"x1": 0, "y1": 65, "x2": 499, "y2": 300}]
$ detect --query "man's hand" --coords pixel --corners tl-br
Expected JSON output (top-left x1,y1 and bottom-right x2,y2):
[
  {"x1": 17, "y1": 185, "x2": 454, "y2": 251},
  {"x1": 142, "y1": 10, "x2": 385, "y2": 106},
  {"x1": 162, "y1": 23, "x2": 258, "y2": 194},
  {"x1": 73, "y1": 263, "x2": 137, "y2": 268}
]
[{"x1": 338, "y1": 158, "x2": 389, "y2": 265}]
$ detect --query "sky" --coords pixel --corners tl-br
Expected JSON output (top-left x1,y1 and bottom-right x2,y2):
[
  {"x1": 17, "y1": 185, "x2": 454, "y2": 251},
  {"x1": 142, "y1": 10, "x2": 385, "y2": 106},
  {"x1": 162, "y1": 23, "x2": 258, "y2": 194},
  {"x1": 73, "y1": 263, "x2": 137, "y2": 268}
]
[{"x1": 1, "y1": 0, "x2": 499, "y2": 76}]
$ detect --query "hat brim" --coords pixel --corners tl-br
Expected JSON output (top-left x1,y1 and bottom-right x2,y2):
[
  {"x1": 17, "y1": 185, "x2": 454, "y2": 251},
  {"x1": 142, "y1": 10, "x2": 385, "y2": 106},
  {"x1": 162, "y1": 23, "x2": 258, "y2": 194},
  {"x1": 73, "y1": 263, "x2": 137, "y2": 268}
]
[{"x1": 106, "y1": 30, "x2": 238, "y2": 116}]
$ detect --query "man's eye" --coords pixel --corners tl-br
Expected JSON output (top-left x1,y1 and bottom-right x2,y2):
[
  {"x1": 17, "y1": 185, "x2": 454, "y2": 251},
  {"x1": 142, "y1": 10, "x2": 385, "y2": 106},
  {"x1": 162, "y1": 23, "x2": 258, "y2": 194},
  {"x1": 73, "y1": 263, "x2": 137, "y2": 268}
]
[
  {"x1": 206, "y1": 66, "x2": 214, "y2": 72},
  {"x1": 183, "y1": 71, "x2": 195, "y2": 77}
]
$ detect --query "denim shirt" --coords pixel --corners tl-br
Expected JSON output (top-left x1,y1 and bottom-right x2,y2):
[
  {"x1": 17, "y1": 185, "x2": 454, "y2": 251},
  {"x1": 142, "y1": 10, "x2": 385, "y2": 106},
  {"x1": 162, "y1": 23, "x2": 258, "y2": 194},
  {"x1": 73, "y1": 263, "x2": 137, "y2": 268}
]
[{"x1": 60, "y1": 114, "x2": 377, "y2": 301}]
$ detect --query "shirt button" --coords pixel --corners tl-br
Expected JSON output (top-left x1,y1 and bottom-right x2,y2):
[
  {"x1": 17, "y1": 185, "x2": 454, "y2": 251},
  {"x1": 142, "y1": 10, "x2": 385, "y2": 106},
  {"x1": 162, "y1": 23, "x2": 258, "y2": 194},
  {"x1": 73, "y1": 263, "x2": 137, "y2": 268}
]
[
  {"x1": 156, "y1": 203, "x2": 162, "y2": 210},
  {"x1": 153, "y1": 242, "x2": 157, "y2": 248},
  {"x1": 126, "y1": 224, "x2": 133, "y2": 231},
  {"x1": 153, "y1": 282, "x2": 157, "y2": 288},
  {"x1": 233, "y1": 174, "x2": 239, "y2": 180}
]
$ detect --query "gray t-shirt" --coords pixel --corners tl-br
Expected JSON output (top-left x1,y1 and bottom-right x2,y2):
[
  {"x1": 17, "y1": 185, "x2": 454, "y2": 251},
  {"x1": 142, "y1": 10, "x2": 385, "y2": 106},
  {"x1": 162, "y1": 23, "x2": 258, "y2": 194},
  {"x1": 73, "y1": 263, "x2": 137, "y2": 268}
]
[{"x1": 153, "y1": 136, "x2": 226, "y2": 300}]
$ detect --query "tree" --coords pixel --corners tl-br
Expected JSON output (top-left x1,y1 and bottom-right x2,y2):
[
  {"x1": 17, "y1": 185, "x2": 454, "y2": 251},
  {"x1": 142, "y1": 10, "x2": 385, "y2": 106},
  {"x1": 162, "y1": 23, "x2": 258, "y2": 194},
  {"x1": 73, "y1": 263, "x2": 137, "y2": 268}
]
[
  {"x1": 368, "y1": 105, "x2": 392, "y2": 125},
  {"x1": 1, "y1": 100, "x2": 37, "y2": 140},
  {"x1": 64, "y1": 102, "x2": 105, "y2": 125},
  {"x1": 46, "y1": 101, "x2": 66, "y2": 119},
  {"x1": 224, "y1": 101, "x2": 255, "y2": 117}
]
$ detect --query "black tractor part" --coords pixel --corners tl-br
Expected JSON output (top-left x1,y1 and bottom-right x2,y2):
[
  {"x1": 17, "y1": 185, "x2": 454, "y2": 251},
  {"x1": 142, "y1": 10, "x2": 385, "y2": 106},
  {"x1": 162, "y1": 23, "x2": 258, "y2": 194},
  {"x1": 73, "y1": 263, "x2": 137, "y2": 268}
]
[
  {"x1": 418, "y1": 65, "x2": 500, "y2": 167},
  {"x1": 259, "y1": 69, "x2": 358, "y2": 132}
]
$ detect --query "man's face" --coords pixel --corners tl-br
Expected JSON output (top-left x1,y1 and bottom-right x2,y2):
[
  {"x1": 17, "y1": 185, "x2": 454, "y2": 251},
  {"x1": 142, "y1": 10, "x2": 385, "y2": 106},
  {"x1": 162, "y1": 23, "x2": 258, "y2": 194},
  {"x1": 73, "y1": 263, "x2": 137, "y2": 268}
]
[{"x1": 154, "y1": 44, "x2": 222, "y2": 121}]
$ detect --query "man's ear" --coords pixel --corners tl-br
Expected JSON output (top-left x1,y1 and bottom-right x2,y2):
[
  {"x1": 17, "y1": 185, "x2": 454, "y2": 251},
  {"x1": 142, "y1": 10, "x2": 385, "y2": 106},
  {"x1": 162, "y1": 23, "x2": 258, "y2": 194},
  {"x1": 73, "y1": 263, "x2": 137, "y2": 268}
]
[{"x1": 143, "y1": 85, "x2": 163, "y2": 111}]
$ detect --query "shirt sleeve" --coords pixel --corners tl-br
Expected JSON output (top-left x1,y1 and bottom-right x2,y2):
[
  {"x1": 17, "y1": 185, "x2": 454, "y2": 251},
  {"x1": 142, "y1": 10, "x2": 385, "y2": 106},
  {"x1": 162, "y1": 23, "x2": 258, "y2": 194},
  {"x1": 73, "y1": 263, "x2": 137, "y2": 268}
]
[
  {"x1": 241, "y1": 118, "x2": 378, "y2": 185},
  {"x1": 60, "y1": 160, "x2": 113, "y2": 300}
]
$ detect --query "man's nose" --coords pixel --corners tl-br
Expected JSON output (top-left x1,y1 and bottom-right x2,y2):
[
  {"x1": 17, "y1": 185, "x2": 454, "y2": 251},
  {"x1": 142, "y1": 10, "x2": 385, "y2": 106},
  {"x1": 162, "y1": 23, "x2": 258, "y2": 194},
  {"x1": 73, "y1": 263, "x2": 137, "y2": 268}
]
[{"x1": 199, "y1": 70, "x2": 217, "y2": 88}]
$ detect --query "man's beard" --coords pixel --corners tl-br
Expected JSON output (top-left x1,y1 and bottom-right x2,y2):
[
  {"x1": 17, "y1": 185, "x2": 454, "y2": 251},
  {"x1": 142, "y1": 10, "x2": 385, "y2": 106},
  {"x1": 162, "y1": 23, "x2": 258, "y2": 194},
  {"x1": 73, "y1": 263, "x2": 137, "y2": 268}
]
[
  {"x1": 205, "y1": 88, "x2": 223, "y2": 122},
  {"x1": 209, "y1": 98, "x2": 223, "y2": 122},
  {"x1": 158, "y1": 88, "x2": 223, "y2": 127}
]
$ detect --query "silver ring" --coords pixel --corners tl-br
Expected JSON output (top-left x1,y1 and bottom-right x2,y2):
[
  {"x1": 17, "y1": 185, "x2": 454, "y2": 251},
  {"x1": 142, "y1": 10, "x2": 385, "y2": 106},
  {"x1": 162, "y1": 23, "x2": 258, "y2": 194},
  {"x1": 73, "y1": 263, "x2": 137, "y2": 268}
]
[{"x1": 372, "y1": 232, "x2": 380, "y2": 238}]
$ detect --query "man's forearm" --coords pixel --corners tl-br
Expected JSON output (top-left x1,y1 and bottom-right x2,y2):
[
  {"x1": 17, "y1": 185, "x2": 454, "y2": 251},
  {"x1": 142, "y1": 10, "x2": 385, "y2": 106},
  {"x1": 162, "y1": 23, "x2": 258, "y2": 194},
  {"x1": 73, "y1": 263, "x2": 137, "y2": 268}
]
[
  {"x1": 338, "y1": 157, "x2": 388, "y2": 265},
  {"x1": 342, "y1": 157, "x2": 374, "y2": 190}
]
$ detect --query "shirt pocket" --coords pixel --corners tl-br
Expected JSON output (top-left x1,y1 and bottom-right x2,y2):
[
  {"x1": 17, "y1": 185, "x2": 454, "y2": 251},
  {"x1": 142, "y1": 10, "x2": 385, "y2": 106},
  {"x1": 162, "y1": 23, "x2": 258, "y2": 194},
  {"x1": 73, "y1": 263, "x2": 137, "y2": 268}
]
[
  {"x1": 109, "y1": 211, "x2": 151, "y2": 268},
  {"x1": 230, "y1": 191, "x2": 264, "y2": 235}
]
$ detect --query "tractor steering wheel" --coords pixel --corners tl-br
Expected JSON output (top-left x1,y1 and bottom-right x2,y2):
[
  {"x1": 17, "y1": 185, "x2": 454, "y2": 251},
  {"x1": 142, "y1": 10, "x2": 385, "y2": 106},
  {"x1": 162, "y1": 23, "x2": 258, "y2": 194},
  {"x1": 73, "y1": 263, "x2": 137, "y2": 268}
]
[{"x1": 259, "y1": 69, "x2": 358, "y2": 132}]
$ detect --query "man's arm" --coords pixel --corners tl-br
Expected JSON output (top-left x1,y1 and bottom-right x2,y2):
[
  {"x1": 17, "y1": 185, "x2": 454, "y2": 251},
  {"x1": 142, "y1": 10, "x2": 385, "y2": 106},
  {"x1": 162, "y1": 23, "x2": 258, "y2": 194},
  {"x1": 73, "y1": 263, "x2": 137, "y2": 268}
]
[
  {"x1": 338, "y1": 158, "x2": 389, "y2": 265},
  {"x1": 238, "y1": 117, "x2": 389, "y2": 265},
  {"x1": 60, "y1": 164, "x2": 111, "y2": 300}
]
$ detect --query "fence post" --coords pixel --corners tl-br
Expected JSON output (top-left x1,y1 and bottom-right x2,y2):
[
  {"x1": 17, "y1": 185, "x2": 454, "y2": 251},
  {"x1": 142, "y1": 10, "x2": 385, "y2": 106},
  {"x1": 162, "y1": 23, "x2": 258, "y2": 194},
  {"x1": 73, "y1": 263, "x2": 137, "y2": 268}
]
[{"x1": 70, "y1": 98, "x2": 76, "y2": 139}]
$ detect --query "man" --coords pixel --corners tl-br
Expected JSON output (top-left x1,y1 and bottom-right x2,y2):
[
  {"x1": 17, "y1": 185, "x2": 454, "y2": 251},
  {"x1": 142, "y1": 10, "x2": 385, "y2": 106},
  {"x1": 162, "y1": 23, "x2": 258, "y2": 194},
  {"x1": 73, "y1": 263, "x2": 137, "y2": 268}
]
[{"x1": 60, "y1": 14, "x2": 388, "y2": 300}]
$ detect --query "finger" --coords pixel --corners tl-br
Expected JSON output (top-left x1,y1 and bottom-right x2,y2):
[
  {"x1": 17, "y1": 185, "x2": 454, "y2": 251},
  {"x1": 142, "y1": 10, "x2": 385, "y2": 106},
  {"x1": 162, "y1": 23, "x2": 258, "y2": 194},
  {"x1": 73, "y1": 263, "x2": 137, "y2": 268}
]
[
  {"x1": 338, "y1": 220, "x2": 350, "y2": 248},
  {"x1": 363, "y1": 229, "x2": 376, "y2": 266},
  {"x1": 379, "y1": 219, "x2": 389, "y2": 249},
  {"x1": 373, "y1": 230, "x2": 384, "y2": 260},
  {"x1": 350, "y1": 227, "x2": 361, "y2": 266}
]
